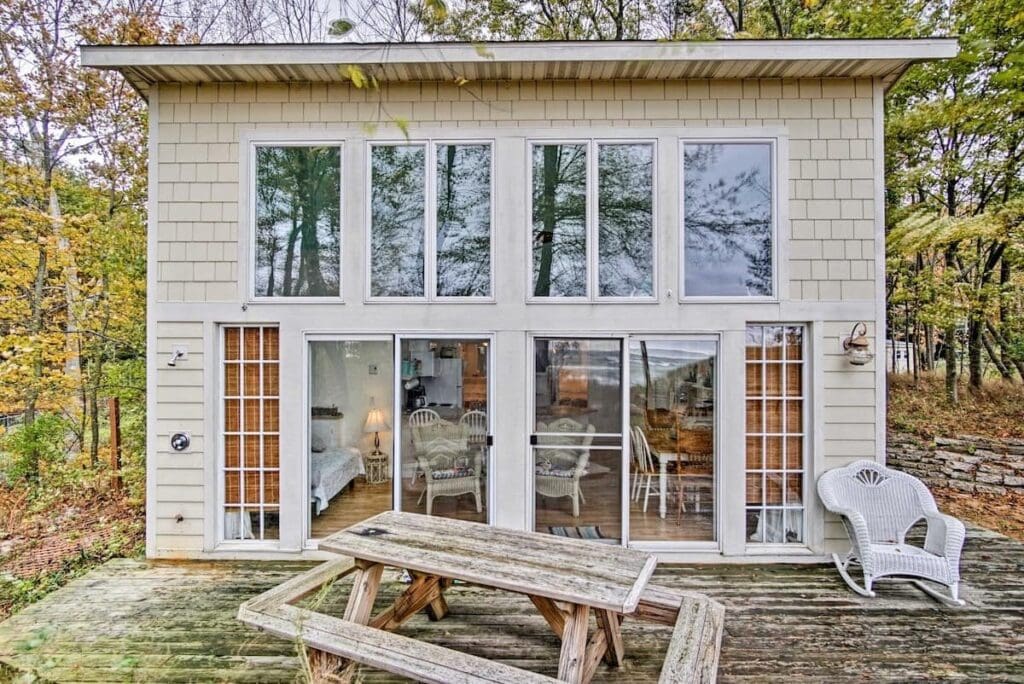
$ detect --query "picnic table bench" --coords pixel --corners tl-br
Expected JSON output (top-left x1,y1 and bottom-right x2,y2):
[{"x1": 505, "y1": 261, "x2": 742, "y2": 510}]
[{"x1": 238, "y1": 511, "x2": 723, "y2": 683}]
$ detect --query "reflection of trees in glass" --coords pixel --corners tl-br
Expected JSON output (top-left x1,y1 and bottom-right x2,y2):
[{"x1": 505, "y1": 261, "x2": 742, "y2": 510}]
[
  {"x1": 532, "y1": 144, "x2": 587, "y2": 297},
  {"x1": 684, "y1": 143, "x2": 772, "y2": 296},
  {"x1": 436, "y1": 144, "x2": 491, "y2": 297},
  {"x1": 598, "y1": 144, "x2": 654, "y2": 297},
  {"x1": 254, "y1": 146, "x2": 340, "y2": 297},
  {"x1": 371, "y1": 145, "x2": 425, "y2": 297}
]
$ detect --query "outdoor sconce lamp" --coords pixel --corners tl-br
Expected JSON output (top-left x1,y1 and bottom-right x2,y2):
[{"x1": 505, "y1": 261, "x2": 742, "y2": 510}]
[{"x1": 842, "y1": 322, "x2": 875, "y2": 366}]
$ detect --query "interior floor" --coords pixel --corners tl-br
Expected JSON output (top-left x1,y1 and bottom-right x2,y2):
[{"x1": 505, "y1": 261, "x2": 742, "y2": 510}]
[
  {"x1": 310, "y1": 472, "x2": 713, "y2": 543},
  {"x1": 310, "y1": 476, "x2": 488, "y2": 538}
]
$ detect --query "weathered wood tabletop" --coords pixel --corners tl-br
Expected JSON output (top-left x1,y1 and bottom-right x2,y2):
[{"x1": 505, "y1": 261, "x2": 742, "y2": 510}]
[
  {"x1": 320, "y1": 511, "x2": 658, "y2": 614},
  {"x1": 313, "y1": 511, "x2": 660, "y2": 683}
]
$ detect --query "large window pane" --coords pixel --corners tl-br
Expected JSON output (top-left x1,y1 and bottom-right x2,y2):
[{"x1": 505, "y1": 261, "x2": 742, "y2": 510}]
[
  {"x1": 532, "y1": 144, "x2": 587, "y2": 297},
  {"x1": 533, "y1": 338, "x2": 622, "y2": 543},
  {"x1": 683, "y1": 143, "x2": 773, "y2": 297},
  {"x1": 629, "y1": 339, "x2": 716, "y2": 542},
  {"x1": 308, "y1": 340, "x2": 394, "y2": 539},
  {"x1": 598, "y1": 144, "x2": 654, "y2": 297},
  {"x1": 436, "y1": 144, "x2": 492, "y2": 297},
  {"x1": 371, "y1": 145, "x2": 425, "y2": 297},
  {"x1": 254, "y1": 146, "x2": 340, "y2": 297}
]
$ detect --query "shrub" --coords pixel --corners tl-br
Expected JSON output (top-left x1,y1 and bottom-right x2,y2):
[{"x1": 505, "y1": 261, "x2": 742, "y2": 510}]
[{"x1": 0, "y1": 413, "x2": 72, "y2": 483}]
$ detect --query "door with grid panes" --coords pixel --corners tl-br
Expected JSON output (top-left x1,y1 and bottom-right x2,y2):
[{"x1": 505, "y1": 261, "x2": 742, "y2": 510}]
[
  {"x1": 744, "y1": 325, "x2": 806, "y2": 545},
  {"x1": 222, "y1": 326, "x2": 280, "y2": 541}
]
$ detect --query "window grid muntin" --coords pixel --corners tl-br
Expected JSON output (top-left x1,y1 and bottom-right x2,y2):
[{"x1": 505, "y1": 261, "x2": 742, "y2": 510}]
[
  {"x1": 222, "y1": 325, "x2": 280, "y2": 541},
  {"x1": 745, "y1": 324, "x2": 805, "y2": 544},
  {"x1": 527, "y1": 138, "x2": 657, "y2": 302}
]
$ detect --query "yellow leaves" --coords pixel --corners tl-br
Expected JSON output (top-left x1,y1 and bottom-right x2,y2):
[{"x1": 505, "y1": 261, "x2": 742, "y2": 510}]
[
  {"x1": 422, "y1": 0, "x2": 448, "y2": 22},
  {"x1": 341, "y1": 64, "x2": 369, "y2": 89}
]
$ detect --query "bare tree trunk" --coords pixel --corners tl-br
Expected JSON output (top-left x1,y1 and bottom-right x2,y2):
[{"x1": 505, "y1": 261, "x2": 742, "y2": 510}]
[
  {"x1": 982, "y1": 332, "x2": 1013, "y2": 381},
  {"x1": 534, "y1": 146, "x2": 559, "y2": 297}
]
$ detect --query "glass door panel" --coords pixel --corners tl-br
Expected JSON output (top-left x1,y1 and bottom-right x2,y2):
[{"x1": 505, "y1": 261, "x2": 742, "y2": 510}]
[
  {"x1": 308, "y1": 339, "x2": 394, "y2": 539},
  {"x1": 399, "y1": 338, "x2": 490, "y2": 522},
  {"x1": 533, "y1": 338, "x2": 623, "y2": 543},
  {"x1": 628, "y1": 339, "x2": 717, "y2": 542}
]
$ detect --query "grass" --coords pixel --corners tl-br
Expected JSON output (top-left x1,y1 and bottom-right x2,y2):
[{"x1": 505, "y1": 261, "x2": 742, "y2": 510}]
[{"x1": 887, "y1": 372, "x2": 1024, "y2": 439}]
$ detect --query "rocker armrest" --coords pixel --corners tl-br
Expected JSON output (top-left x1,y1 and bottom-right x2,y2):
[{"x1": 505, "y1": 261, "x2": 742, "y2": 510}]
[
  {"x1": 830, "y1": 506, "x2": 874, "y2": 561},
  {"x1": 923, "y1": 511, "x2": 966, "y2": 562}
]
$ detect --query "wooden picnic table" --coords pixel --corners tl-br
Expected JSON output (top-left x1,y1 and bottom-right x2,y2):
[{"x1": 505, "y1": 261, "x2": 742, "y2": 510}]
[
  {"x1": 238, "y1": 511, "x2": 724, "y2": 683},
  {"x1": 320, "y1": 511, "x2": 657, "y2": 683}
]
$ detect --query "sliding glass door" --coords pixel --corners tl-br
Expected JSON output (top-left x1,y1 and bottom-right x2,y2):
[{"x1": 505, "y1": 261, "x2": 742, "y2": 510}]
[
  {"x1": 307, "y1": 337, "x2": 395, "y2": 539},
  {"x1": 397, "y1": 336, "x2": 491, "y2": 523},
  {"x1": 628, "y1": 338, "x2": 717, "y2": 543},
  {"x1": 532, "y1": 338, "x2": 624, "y2": 543}
]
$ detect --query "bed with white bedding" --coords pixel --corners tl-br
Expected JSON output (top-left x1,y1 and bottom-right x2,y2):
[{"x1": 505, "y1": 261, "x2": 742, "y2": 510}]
[{"x1": 310, "y1": 447, "x2": 365, "y2": 515}]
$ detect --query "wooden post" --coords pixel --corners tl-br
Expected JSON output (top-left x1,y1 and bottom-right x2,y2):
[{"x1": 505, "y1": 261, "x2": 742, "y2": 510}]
[{"x1": 108, "y1": 397, "x2": 122, "y2": 491}]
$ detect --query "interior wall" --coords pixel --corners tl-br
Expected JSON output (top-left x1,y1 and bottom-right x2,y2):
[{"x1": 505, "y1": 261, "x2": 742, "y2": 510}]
[{"x1": 310, "y1": 341, "x2": 394, "y2": 452}]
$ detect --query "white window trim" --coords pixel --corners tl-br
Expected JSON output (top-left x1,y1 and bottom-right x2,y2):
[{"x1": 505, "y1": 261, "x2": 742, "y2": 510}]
[
  {"x1": 245, "y1": 139, "x2": 345, "y2": 304},
  {"x1": 365, "y1": 139, "x2": 496, "y2": 304},
  {"x1": 679, "y1": 137, "x2": 785, "y2": 303},
  {"x1": 525, "y1": 139, "x2": 659, "y2": 304}
]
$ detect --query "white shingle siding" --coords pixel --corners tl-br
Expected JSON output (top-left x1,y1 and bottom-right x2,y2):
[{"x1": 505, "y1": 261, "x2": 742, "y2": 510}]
[{"x1": 151, "y1": 76, "x2": 882, "y2": 558}]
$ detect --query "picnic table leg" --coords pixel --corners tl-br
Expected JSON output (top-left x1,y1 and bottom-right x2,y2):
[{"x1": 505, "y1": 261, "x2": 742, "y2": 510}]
[
  {"x1": 557, "y1": 603, "x2": 590, "y2": 684},
  {"x1": 306, "y1": 561, "x2": 384, "y2": 683},
  {"x1": 370, "y1": 572, "x2": 448, "y2": 630},
  {"x1": 595, "y1": 610, "x2": 624, "y2": 666}
]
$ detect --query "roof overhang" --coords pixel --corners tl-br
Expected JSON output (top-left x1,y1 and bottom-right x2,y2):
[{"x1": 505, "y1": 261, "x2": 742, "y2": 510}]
[{"x1": 80, "y1": 39, "x2": 958, "y2": 97}]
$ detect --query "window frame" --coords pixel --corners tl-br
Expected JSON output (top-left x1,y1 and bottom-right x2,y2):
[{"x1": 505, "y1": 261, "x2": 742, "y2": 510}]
[
  {"x1": 525, "y1": 138, "x2": 659, "y2": 304},
  {"x1": 679, "y1": 137, "x2": 780, "y2": 302},
  {"x1": 247, "y1": 140, "x2": 344, "y2": 303},
  {"x1": 365, "y1": 139, "x2": 496, "y2": 303},
  {"x1": 218, "y1": 324, "x2": 281, "y2": 546},
  {"x1": 743, "y1": 323, "x2": 808, "y2": 548}
]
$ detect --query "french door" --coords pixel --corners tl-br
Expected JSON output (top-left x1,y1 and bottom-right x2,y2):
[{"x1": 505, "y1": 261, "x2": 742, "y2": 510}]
[{"x1": 530, "y1": 335, "x2": 719, "y2": 549}]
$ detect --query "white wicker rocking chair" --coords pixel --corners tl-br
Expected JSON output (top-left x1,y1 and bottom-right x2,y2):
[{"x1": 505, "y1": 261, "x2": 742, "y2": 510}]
[{"x1": 817, "y1": 459, "x2": 966, "y2": 606}]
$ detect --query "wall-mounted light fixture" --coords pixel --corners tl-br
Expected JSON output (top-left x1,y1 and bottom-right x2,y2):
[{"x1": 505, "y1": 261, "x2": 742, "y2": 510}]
[
  {"x1": 842, "y1": 322, "x2": 874, "y2": 366},
  {"x1": 168, "y1": 346, "x2": 187, "y2": 367}
]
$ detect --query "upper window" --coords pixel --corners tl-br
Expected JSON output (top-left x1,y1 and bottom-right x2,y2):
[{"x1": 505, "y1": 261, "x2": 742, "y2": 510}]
[
  {"x1": 682, "y1": 142, "x2": 774, "y2": 298},
  {"x1": 530, "y1": 141, "x2": 655, "y2": 301},
  {"x1": 369, "y1": 142, "x2": 493, "y2": 300},
  {"x1": 253, "y1": 145, "x2": 341, "y2": 298}
]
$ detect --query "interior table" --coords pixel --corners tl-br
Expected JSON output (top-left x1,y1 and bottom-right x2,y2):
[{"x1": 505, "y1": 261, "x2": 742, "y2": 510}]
[{"x1": 318, "y1": 510, "x2": 658, "y2": 683}]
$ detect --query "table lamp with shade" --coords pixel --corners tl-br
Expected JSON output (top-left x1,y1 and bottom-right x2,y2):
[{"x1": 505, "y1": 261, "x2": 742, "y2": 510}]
[{"x1": 363, "y1": 399, "x2": 390, "y2": 456}]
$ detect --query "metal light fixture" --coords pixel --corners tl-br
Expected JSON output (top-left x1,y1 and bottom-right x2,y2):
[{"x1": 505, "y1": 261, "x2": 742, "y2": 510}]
[{"x1": 842, "y1": 322, "x2": 874, "y2": 366}]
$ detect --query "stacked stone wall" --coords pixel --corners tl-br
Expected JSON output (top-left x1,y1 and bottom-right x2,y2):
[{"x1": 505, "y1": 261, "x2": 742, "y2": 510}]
[{"x1": 888, "y1": 433, "x2": 1024, "y2": 495}]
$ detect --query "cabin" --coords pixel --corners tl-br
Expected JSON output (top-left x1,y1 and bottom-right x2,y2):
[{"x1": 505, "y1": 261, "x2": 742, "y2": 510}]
[{"x1": 81, "y1": 39, "x2": 957, "y2": 562}]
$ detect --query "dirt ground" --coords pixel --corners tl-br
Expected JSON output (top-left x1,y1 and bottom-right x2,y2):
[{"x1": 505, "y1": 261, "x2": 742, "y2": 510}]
[
  {"x1": 0, "y1": 485, "x2": 143, "y2": 619},
  {"x1": 934, "y1": 488, "x2": 1024, "y2": 542}
]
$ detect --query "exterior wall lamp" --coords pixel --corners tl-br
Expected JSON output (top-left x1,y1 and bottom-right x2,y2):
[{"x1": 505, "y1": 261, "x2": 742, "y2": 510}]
[{"x1": 842, "y1": 322, "x2": 875, "y2": 366}]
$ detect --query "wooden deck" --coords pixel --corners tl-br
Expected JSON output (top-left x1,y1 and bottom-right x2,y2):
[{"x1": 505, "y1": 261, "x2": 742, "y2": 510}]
[{"x1": 0, "y1": 525, "x2": 1022, "y2": 682}]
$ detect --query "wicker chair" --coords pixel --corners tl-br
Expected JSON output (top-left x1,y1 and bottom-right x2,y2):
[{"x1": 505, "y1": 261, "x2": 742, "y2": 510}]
[
  {"x1": 534, "y1": 418, "x2": 595, "y2": 517},
  {"x1": 415, "y1": 426, "x2": 481, "y2": 516},
  {"x1": 817, "y1": 459, "x2": 966, "y2": 606}
]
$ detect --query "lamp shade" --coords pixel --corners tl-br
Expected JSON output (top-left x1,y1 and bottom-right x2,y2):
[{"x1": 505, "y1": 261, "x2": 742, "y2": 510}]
[{"x1": 363, "y1": 406, "x2": 390, "y2": 433}]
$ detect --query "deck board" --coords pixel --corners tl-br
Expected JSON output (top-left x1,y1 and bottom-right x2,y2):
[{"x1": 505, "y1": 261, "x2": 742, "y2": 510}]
[{"x1": 0, "y1": 525, "x2": 1022, "y2": 682}]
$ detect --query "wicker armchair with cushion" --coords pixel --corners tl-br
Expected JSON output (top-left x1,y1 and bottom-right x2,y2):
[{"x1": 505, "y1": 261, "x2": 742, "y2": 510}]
[
  {"x1": 416, "y1": 437, "x2": 482, "y2": 517},
  {"x1": 534, "y1": 418, "x2": 596, "y2": 517}
]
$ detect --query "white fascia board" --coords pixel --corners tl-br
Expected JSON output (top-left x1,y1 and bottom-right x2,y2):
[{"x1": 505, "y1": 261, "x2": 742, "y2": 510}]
[{"x1": 80, "y1": 38, "x2": 959, "y2": 70}]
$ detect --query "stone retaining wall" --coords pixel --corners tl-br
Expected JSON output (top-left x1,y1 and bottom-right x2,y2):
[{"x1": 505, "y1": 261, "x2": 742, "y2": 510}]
[{"x1": 887, "y1": 432, "x2": 1024, "y2": 495}]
